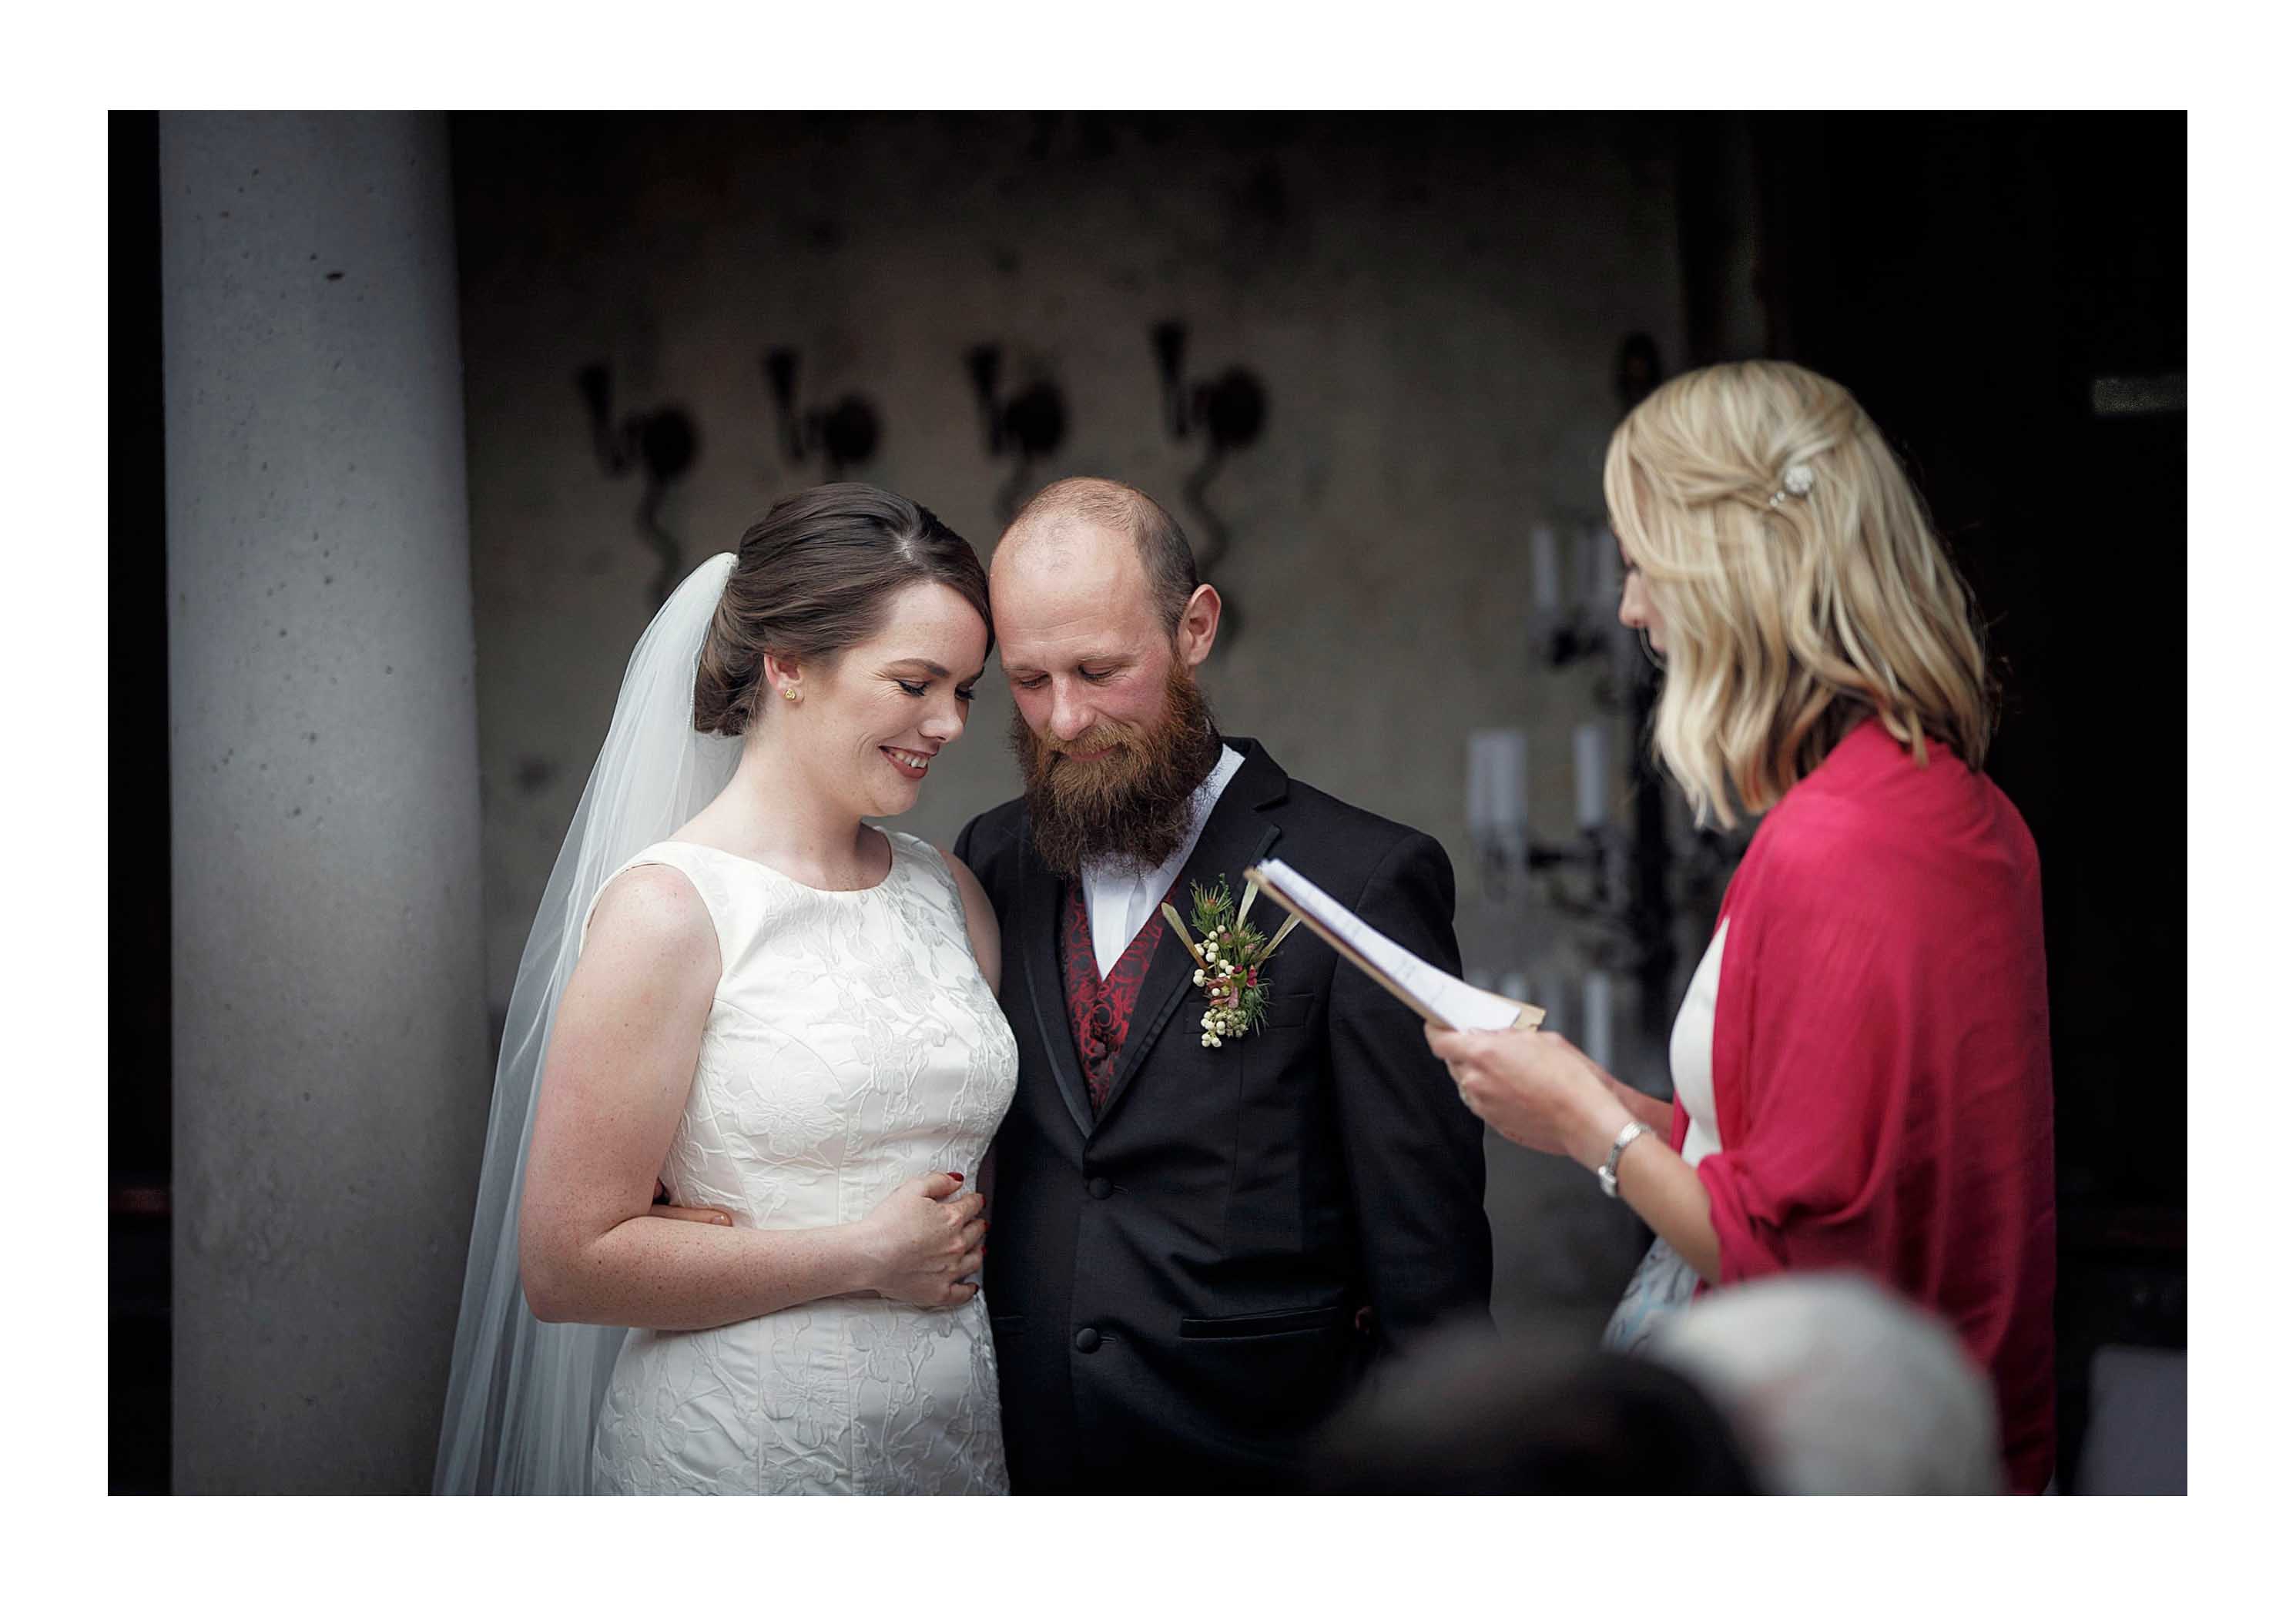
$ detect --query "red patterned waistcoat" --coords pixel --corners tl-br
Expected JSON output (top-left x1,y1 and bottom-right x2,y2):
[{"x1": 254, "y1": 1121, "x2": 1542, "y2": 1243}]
[{"x1": 1058, "y1": 879, "x2": 1168, "y2": 1117}]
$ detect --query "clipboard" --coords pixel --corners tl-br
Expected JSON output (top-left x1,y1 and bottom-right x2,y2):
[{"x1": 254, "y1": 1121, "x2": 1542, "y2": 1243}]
[{"x1": 1242, "y1": 863, "x2": 1546, "y2": 1032}]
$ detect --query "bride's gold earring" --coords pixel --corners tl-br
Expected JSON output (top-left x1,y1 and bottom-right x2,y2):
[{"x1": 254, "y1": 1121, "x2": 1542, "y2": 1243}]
[{"x1": 782, "y1": 686, "x2": 801, "y2": 704}]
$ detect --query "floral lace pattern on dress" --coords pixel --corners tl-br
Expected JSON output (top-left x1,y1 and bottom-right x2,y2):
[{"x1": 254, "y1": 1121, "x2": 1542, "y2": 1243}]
[{"x1": 584, "y1": 832, "x2": 1017, "y2": 1495}]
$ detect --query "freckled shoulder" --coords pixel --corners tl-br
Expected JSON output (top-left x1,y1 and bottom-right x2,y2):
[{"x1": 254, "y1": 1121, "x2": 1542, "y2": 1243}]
[{"x1": 581, "y1": 862, "x2": 722, "y2": 981}]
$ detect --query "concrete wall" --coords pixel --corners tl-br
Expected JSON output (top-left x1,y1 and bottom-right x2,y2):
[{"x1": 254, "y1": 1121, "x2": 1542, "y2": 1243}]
[
  {"x1": 164, "y1": 112, "x2": 491, "y2": 1491},
  {"x1": 454, "y1": 112, "x2": 1691, "y2": 1331}
]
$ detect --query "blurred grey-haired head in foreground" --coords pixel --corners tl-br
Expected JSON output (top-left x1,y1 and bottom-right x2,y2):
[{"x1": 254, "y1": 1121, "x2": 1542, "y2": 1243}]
[{"x1": 1651, "y1": 1272, "x2": 2005, "y2": 1495}]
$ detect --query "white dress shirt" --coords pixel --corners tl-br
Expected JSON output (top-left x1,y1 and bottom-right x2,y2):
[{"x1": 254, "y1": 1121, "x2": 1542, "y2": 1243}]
[
  {"x1": 1669, "y1": 916, "x2": 1728, "y2": 1167},
  {"x1": 1081, "y1": 742, "x2": 1245, "y2": 978}
]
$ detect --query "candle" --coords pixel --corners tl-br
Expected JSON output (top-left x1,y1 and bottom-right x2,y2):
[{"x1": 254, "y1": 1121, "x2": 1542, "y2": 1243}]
[
  {"x1": 1532, "y1": 960, "x2": 1568, "y2": 1034},
  {"x1": 1583, "y1": 969, "x2": 1614, "y2": 1072},
  {"x1": 1573, "y1": 720, "x2": 1609, "y2": 832},
  {"x1": 1585, "y1": 524, "x2": 1621, "y2": 611},
  {"x1": 1493, "y1": 730, "x2": 1527, "y2": 846},
  {"x1": 1466, "y1": 735, "x2": 1492, "y2": 842},
  {"x1": 1530, "y1": 524, "x2": 1561, "y2": 614},
  {"x1": 1468, "y1": 728, "x2": 1529, "y2": 849}
]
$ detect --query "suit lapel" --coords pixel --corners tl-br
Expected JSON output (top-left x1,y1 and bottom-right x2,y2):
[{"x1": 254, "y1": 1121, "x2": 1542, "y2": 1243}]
[
  {"x1": 1091, "y1": 739, "x2": 1289, "y2": 1130},
  {"x1": 1014, "y1": 825, "x2": 1095, "y2": 1140}
]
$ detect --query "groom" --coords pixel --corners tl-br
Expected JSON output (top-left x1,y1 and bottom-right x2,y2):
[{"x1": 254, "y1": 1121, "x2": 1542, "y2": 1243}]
[{"x1": 956, "y1": 477, "x2": 1490, "y2": 1494}]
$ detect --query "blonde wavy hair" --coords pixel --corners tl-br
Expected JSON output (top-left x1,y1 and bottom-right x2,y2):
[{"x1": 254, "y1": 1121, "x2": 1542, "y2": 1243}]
[{"x1": 1603, "y1": 360, "x2": 1996, "y2": 829}]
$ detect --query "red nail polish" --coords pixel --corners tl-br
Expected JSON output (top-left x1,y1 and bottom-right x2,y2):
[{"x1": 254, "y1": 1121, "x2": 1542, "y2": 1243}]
[{"x1": 949, "y1": 1172, "x2": 964, "y2": 1182}]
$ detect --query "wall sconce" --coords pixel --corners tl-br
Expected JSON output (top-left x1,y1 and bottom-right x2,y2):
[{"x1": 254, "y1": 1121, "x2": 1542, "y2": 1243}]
[
  {"x1": 1468, "y1": 720, "x2": 1626, "y2": 908},
  {"x1": 1150, "y1": 320, "x2": 1267, "y2": 642},
  {"x1": 964, "y1": 343, "x2": 1068, "y2": 524},
  {"x1": 1466, "y1": 333, "x2": 1750, "y2": 1054},
  {"x1": 1529, "y1": 521, "x2": 1643, "y2": 675},
  {"x1": 763, "y1": 347, "x2": 882, "y2": 480},
  {"x1": 1507, "y1": 524, "x2": 1704, "y2": 1039},
  {"x1": 1466, "y1": 714, "x2": 1642, "y2": 1071},
  {"x1": 577, "y1": 362, "x2": 699, "y2": 609}
]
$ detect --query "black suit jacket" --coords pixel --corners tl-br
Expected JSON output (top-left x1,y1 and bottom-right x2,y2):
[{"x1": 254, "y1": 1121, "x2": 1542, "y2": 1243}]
[{"x1": 954, "y1": 737, "x2": 1493, "y2": 1493}]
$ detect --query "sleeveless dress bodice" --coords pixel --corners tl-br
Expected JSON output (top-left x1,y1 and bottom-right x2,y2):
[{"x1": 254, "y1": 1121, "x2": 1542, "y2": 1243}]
[{"x1": 581, "y1": 830, "x2": 1018, "y2": 1495}]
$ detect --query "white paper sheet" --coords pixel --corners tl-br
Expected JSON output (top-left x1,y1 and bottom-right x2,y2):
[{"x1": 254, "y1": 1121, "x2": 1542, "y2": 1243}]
[{"x1": 1253, "y1": 858, "x2": 1529, "y2": 1032}]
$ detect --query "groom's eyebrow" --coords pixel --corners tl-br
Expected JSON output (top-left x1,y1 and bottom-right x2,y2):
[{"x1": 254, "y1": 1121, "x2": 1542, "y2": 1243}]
[{"x1": 884, "y1": 658, "x2": 951, "y2": 677}]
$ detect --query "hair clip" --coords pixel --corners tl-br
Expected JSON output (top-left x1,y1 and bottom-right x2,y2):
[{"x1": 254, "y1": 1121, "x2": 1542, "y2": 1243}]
[{"x1": 1767, "y1": 463, "x2": 1815, "y2": 510}]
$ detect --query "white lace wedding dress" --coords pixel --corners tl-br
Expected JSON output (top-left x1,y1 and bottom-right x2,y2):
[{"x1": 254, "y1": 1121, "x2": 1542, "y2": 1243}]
[{"x1": 581, "y1": 829, "x2": 1018, "y2": 1495}]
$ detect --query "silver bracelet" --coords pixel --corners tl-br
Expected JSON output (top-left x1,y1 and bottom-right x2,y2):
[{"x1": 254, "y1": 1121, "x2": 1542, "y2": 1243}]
[{"x1": 1597, "y1": 1119, "x2": 1653, "y2": 1199}]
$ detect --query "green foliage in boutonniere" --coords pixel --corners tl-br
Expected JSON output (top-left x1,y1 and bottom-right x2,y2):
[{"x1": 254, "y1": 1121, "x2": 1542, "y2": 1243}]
[{"x1": 1160, "y1": 873, "x2": 1302, "y2": 1050}]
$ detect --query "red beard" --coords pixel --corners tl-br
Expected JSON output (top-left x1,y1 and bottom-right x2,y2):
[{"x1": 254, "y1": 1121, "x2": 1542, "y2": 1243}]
[{"x1": 1010, "y1": 665, "x2": 1222, "y2": 882}]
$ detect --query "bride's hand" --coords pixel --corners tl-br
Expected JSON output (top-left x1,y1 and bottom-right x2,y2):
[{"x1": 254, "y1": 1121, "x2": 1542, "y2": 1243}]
[{"x1": 857, "y1": 1171, "x2": 988, "y2": 1307}]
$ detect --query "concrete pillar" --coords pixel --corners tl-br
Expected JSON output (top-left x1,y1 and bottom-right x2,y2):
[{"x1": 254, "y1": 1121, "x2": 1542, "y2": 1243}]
[{"x1": 163, "y1": 112, "x2": 490, "y2": 1492}]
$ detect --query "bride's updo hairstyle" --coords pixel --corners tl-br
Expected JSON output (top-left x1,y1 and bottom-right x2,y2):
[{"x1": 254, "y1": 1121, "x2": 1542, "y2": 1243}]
[
  {"x1": 1603, "y1": 360, "x2": 1996, "y2": 829},
  {"x1": 694, "y1": 483, "x2": 991, "y2": 737}
]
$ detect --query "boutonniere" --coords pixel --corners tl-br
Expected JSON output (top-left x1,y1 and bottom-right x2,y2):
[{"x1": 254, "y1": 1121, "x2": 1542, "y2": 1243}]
[{"x1": 1160, "y1": 874, "x2": 1303, "y2": 1050}]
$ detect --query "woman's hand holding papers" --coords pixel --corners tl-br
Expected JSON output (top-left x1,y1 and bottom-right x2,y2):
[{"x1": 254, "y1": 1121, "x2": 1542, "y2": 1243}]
[
  {"x1": 1427, "y1": 1022, "x2": 1721, "y2": 1281},
  {"x1": 1423, "y1": 1021, "x2": 1631, "y2": 1170}
]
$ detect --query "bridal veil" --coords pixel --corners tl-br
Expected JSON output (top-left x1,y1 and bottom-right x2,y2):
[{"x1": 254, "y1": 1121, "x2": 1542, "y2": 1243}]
[{"x1": 434, "y1": 552, "x2": 740, "y2": 1494}]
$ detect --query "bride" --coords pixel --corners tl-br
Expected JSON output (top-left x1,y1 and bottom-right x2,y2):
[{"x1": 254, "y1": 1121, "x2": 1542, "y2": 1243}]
[{"x1": 434, "y1": 484, "x2": 1017, "y2": 1495}]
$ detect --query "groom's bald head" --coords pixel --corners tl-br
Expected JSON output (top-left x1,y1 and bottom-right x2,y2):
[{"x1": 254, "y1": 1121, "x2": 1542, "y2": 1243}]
[
  {"x1": 997, "y1": 476, "x2": 1198, "y2": 633},
  {"x1": 993, "y1": 476, "x2": 1223, "y2": 879}
]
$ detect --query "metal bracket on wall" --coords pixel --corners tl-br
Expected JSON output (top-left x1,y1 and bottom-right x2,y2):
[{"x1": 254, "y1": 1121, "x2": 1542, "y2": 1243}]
[
  {"x1": 1151, "y1": 320, "x2": 1266, "y2": 647},
  {"x1": 964, "y1": 343, "x2": 1068, "y2": 525},
  {"x1": 577, "y1": 362, "x2": 699, "y2": 610},
  {"x1": 762, "y1": 347, "x2": 883, "y2": 482}
]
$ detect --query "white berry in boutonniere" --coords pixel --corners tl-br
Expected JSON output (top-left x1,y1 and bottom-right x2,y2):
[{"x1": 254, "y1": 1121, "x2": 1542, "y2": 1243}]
[{"x1": 1161, "y1": 874, "x2": 1303, "y2": 1050}]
